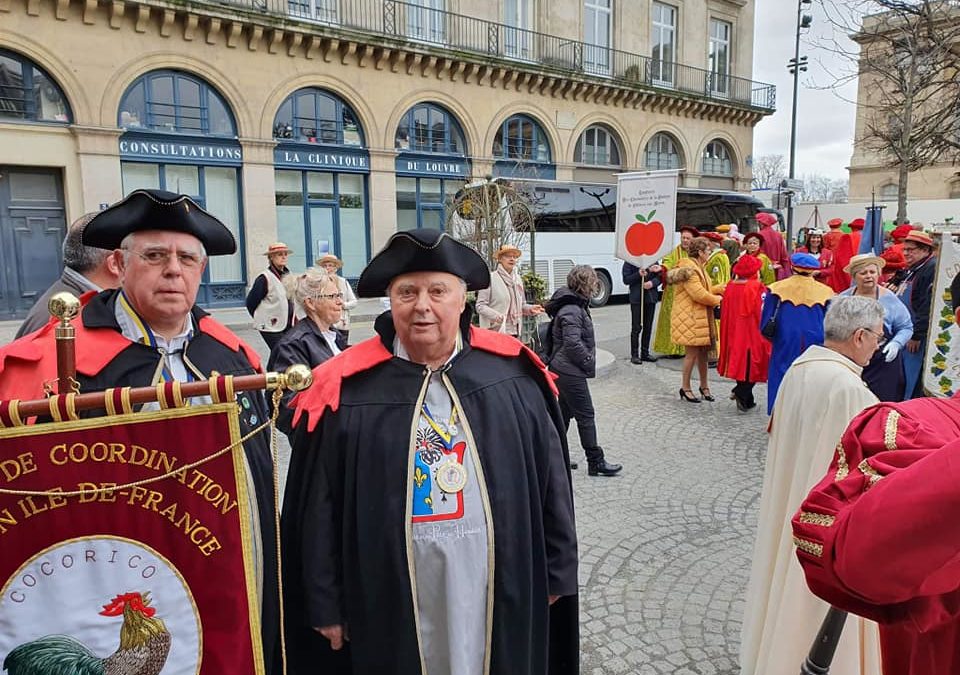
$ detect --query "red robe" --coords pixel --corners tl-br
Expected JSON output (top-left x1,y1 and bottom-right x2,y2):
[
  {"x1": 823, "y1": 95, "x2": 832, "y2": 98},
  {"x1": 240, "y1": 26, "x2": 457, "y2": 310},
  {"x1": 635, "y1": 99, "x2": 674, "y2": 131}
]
[
  {"x1": 822, "y1": 229, "x2": 844, "y2": 252},
  {"x1": 758, "y1": 225, "x2": 791, "y2": 280},
  {"x1": 796, "y1": 246, "x2": 834, "y2": 285},
  {"x1": 717, "y1": 277, "x2": 770, "y2": 382},
  {"x1": 792, "y1": 396, "x2": 960, "y2": 674},
  {"x1": 828, "y1": 234, "x2": 855, "y2": 293}
]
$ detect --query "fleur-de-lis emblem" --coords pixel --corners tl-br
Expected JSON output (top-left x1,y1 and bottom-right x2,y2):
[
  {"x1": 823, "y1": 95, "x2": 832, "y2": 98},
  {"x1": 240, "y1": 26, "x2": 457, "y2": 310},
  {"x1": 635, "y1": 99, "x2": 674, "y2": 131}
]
[{"x1": 414, "y1": 466, "x2": 427, "y2": 488}]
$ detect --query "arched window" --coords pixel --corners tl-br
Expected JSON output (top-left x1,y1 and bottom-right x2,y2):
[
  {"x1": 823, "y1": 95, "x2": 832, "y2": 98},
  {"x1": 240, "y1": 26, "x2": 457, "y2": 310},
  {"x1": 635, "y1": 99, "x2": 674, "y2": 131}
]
[
  {"x1": 493, "y1": 114, "x2": 551, "y2": 163},
  {"x1": 702, "y1": 140, "x2": 733, "y2": 176},
  {"x1": 274, "y1": 88, "x2": 363, "y2": 146},
  {"x1": 644, "y1": 132, "x2": 682, "y2": 170},
  {"x1": 118, "y1": 70, "x2": 235, "y2": 136},
  {"x1": 879, "y1": 183, "x2": 898, "y2": 200},
  {"x1": 574, "y1": 125, "x2": 622, "y2": 166},
  {"x1": 0, "y1": 49, "x2": 71, "y2": 123},
  {"x1": 395, "y1": 102, "x2": 466, "y2": 155}
]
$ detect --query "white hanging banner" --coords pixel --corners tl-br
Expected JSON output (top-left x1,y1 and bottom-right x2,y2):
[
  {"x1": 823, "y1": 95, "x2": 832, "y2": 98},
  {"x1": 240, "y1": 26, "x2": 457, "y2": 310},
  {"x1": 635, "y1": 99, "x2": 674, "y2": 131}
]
[
  {"x1": 922, "y1": 233, "x2": 960, "y2": 397},
  {"x1": 614, "y1": 170, "x2": 679, "y2": 268}
]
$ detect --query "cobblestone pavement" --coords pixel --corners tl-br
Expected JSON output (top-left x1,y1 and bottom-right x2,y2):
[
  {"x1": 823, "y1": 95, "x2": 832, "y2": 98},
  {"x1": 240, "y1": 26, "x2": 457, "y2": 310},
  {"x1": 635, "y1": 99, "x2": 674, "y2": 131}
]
[
  {"x1": 572, "y1": 303, "x2": 769, "y2": 675},
  {"x1": 2, "y1": 301, "x2": 771, "y2": 674}
]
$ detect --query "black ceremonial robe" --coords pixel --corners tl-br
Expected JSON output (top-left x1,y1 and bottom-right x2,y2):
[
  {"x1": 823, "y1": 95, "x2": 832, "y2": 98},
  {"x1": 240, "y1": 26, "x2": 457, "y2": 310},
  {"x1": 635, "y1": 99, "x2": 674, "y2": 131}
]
[
  {"x1": 281, "y1": 311, "x2": 579, "y2": 675},
  {"x1": 0, "y1": 290, "x2": 280, "y2": 674}
]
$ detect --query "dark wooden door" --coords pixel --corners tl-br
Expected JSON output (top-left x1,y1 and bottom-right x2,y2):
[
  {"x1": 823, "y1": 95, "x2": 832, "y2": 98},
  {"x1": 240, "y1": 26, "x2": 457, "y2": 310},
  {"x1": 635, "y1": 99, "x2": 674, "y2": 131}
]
[{"x1": 0, "y1": 167, "x2": 66, "y2": 319}]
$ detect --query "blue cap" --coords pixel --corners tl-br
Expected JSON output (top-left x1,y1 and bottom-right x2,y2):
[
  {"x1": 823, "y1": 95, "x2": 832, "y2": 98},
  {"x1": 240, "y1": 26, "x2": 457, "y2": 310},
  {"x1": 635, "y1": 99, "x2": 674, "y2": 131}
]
[{"x1": 790, "y1": 252, "x2": 821, "y2": 270}]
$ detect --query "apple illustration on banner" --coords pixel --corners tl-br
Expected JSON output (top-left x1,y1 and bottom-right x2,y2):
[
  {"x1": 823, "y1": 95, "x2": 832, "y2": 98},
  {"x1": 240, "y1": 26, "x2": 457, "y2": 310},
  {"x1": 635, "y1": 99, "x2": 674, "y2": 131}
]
[{"x1": 625, "y1": 210, "x2": 665, "y2": 256}]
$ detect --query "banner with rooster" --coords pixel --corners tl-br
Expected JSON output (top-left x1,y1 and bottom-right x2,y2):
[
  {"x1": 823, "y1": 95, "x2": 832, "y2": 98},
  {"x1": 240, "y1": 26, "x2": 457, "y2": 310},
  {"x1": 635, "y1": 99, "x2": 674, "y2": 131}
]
[{"x1": 0, "y1": 403, "x2": 264, "y2": 675}]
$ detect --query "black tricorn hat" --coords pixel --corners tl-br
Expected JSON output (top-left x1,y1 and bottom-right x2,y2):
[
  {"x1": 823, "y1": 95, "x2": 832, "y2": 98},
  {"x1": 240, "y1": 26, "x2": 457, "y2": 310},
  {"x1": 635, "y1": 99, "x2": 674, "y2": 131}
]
[
  {"x1": 357, "y1": 229, "x2": 490, "y2": 297},
  {"x1": 82, "y1": 189, "x2": 237, "y2": 256}
]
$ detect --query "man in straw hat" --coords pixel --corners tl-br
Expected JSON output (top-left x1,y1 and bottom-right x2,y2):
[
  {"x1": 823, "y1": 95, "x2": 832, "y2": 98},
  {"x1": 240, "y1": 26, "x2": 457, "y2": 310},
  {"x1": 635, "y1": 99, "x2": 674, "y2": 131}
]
[
  {"x1": 839, "y1": 253, "x2": 913, "y2": 401},
  {"x1": 792, "y1": 270, "x2": 960, "y2": 675},
  {"x1": 246, "y1": 241, "x2": 294, "y2": 349},
  {"x1": 760, "y1": 252, "x2": 835, "y2": 414},
  {"x1": 0, "y1": 188, "x2": 281, "y2": 671},
  {"x1": 475, "y1": 243, "x2": 544, "y2": 339},
  {"x1": 281, "y1": 228, "x2": 578, "y2": 675},
  {"x1": 316, "y1": 253, "x2": 359, "y2": 340},
  {"x1": 895, "y1": 229, "x2": 938, "y2": 398}
]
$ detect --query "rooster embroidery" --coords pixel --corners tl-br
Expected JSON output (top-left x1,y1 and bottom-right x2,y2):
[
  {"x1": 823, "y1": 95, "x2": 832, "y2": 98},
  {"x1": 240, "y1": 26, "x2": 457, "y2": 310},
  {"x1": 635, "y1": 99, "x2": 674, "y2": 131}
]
[{"x1": 2, "y1": 591, "x2": 171, "y2": 675}]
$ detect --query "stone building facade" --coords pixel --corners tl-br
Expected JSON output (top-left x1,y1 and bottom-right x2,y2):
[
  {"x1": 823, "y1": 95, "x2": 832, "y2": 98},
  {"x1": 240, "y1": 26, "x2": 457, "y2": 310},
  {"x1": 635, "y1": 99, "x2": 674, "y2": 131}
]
[{"x1": 0, "y1": 0, "x2": 773, "y2": 316}]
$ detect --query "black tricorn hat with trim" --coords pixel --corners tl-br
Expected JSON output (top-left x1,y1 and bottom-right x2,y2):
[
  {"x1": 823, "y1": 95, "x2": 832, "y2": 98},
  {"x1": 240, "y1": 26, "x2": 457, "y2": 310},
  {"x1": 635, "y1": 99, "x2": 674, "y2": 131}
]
[
  {"x1": 82, "y1": 189, "x2": 237, "y2": 255},
  {"x1": 357, "y1": 229, "x2": 490, "y2": 297}
]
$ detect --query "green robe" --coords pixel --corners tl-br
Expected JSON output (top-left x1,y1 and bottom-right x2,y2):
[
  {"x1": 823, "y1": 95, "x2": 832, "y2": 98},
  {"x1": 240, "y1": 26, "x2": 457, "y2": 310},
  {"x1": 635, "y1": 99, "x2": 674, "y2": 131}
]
[
  {"x1": 653, "y1": 245, "x2": 689, "y2": 356},
  {"x1": 705, "y1": 249, "x2": 731, "y2": 358}
]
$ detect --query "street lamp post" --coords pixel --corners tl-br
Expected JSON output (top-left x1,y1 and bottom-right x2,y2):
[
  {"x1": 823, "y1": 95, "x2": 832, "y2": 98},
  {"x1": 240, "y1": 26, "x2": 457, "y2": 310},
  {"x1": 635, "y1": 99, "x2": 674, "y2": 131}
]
[{"x1": 786, "y1": 0, "x2": 813, "y2": 249}]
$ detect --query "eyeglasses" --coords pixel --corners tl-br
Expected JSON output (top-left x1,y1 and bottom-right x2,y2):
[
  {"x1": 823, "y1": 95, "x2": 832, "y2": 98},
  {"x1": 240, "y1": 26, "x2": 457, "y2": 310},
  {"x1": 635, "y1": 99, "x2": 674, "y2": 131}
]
[
  {"x1": 860, "y1": 326, "x2": 887, "y2": 348},
  {"x1": 314, "y1": 292, "x2": 344, "y2": 301},
  {"x1": 127, "y1": 248, "x2": 204, "y2": 268}
]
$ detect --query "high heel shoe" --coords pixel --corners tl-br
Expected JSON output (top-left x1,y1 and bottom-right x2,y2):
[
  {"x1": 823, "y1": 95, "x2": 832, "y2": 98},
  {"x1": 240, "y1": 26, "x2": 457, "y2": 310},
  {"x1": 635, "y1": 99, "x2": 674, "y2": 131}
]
[
  {"x1": 699, "y1": 387, "x2": 715, "y2": 402},
  {"x1": 679, "y1": 388, "x2": 701, "y2": 403}
]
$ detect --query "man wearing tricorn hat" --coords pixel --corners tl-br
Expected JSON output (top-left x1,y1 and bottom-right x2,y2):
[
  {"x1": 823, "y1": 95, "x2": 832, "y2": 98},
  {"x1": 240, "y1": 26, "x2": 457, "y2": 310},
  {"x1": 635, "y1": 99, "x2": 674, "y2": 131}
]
[
  {"x1": 280, "y1": 228, "x2": 579, "y2": 675},
  {"x1": 0, "y1": 189, "x2": 280, "y2": 671}
]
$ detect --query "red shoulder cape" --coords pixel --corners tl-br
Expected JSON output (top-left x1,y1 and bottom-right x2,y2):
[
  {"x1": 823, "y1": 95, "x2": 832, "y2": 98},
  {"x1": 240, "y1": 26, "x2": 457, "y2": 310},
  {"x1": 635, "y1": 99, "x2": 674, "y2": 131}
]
[{"x1": 291, "y1": 327, "x2": 558, "y2": 433}]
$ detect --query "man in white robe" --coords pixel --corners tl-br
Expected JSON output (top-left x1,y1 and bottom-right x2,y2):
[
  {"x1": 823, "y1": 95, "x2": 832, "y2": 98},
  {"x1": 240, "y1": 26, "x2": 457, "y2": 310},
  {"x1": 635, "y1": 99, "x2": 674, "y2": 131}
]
[{"x1": 740, "y1": 295, "x2": 886, "y2": 675}]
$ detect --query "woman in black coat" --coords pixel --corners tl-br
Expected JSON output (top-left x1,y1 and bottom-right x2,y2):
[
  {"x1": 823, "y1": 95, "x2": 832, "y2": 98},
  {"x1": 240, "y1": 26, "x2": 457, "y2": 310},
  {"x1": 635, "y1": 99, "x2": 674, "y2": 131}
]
[
  {"x1": 545, "y1": 264, "x2": 622, "y2": 476},
  {"x1": 267, "y1": 267, "x2": 348, "y2": 435}
]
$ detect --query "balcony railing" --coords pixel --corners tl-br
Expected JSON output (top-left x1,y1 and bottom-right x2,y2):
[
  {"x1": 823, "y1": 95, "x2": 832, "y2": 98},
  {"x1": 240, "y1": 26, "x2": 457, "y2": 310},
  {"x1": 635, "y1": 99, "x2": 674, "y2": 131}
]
[{"x1": 218, "y1": 0, "x2": 777, "y2": 112}]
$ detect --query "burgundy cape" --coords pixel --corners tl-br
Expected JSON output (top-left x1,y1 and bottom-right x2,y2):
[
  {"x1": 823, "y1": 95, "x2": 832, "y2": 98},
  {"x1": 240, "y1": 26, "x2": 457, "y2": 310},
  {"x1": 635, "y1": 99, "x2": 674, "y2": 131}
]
[
  {"x1": 718, "y1": 277, "x2": 770, "y2": 383},
  {"x1": 792, "y1": 396, "x2": 960, "y2": 674}
]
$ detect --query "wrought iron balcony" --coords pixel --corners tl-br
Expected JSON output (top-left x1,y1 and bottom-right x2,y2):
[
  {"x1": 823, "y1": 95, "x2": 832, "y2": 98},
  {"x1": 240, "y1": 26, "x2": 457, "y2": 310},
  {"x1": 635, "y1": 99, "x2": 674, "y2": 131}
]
[{"x1": 225, "y1": 0, "x2": 776, "y2": 112}]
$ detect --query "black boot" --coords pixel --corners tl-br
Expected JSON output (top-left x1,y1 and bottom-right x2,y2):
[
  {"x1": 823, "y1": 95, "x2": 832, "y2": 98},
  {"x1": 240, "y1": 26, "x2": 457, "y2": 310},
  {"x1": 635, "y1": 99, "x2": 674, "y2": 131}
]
[{"x1": 586, "y1": 447, "x2": 622, "y2": 476}]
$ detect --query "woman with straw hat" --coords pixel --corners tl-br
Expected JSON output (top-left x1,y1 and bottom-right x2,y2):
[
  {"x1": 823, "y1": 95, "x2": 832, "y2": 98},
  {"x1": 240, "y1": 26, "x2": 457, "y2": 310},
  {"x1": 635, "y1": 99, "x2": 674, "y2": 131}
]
[
  {"x1": 246, "y1": 241, "x2": 295, "y2": 349},
  {"x1": 317, "y1": 253, "x2": 358, "y2": 340},
  {"x1": 475, "y1": 244, "x2": 544, "y2": 339},
  {"x1": 839, "y1": 253, "x2": 913, "y2": 401}
]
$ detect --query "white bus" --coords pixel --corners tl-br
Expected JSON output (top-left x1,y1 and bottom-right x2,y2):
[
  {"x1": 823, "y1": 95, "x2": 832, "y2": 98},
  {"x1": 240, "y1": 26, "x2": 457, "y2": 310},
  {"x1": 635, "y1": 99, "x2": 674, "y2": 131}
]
[{"x1": 504, "y1": 178, "x2": 768, "y2": 306}]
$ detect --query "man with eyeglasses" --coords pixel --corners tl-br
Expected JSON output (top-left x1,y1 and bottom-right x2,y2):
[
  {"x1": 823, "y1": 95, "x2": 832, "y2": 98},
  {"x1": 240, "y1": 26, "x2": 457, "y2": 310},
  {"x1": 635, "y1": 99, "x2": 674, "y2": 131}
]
[
  {"x1": 0, "y1": 188, "x2": 281, "y2": 673},
  {"x1": 281, "y1": 228, "x2": 578, "y2": 675},
  {"x1": 895, "y1": 230, "x2": 938, "y2": 398},
  {"x1": 792, "y1": 270, "x2": 960, "y2": 675},
  {"x1": 741, "y1": 295, "x2": 885, "y2": 675}
]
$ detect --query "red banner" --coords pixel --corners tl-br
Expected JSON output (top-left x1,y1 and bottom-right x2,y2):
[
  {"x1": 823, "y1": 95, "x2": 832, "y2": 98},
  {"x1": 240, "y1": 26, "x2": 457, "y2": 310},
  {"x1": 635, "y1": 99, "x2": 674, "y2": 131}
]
[{"x1": 0, "y1": 404, "x2": 264, "y2": 675}]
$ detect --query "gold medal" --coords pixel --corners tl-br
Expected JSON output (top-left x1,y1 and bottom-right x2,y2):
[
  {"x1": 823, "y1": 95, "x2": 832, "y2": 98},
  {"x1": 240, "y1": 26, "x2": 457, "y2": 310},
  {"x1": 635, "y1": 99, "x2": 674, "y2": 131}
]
[{"x1": 435, "y1": 459, "x2": 468, "y2": 493}]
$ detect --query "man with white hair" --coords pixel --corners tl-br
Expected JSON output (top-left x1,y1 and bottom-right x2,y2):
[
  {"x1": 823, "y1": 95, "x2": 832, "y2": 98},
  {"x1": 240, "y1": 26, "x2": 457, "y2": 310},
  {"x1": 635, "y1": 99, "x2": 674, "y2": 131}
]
[
  {"x1": 741, "y1": 295, "x2": 885, "y2": 675},
  {"x1": 0, "y1": 189, "x2": 280, "y2": 672},
  {"x1": 281, "y1": 228, "x2": 579, "y2": 675}
]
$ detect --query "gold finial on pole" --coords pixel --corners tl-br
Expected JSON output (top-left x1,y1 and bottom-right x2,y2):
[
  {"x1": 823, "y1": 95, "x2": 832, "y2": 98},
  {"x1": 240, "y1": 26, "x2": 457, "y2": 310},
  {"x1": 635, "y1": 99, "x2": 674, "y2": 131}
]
[{"x1": 49, "y1": 292, "x2": 81, "y2": 395}]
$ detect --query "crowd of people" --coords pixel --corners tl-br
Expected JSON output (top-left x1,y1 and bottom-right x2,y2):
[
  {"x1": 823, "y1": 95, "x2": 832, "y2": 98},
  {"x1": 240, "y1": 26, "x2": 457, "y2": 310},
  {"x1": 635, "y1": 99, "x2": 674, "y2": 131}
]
[{"x1": 2, "y1": 188, "x2": 958, "y2": 675}]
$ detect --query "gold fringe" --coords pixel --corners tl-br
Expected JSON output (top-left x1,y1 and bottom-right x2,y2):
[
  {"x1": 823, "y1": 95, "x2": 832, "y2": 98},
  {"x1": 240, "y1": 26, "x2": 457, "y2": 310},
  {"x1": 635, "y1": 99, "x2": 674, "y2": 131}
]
[
  {"x1": 834, "y1": 440, "x2": 849, "y2": 481},
  {"x1": 884, "y1": 410, "x2": 901, "y2": 451},
  {"x1": 798, "y1": 511, "x2": 836, "y2": 527},
  {"x1": 793, "y1": 536, "x2": 824, "y2": 558}
]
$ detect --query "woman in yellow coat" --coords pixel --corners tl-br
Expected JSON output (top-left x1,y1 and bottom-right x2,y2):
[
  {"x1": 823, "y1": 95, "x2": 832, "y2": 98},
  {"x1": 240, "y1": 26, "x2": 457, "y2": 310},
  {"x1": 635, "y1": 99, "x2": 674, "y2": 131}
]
[{"x1": 668, "y1": 237, "x2": 725, "y2": 403}]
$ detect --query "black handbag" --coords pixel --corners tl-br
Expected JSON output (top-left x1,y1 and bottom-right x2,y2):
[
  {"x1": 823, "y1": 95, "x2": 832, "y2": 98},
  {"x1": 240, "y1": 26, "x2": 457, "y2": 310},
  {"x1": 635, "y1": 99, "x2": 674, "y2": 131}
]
[{"x1": 760, "y1": 298, "x2": 781, "y2": 339}]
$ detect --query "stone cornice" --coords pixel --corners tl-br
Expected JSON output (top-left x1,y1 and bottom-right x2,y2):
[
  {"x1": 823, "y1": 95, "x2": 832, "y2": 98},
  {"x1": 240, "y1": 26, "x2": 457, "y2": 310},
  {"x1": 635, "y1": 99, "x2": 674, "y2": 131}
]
[{"x1": 14, "y1": 0, "x2": 772, "y2": 128}]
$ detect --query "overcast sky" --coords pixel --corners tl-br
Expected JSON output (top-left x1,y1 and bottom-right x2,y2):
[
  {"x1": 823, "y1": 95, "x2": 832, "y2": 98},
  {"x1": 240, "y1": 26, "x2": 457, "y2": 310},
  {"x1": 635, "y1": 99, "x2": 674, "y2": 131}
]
[{"x1": 752, "y1": 0, "x2": 860, "y2": 182}]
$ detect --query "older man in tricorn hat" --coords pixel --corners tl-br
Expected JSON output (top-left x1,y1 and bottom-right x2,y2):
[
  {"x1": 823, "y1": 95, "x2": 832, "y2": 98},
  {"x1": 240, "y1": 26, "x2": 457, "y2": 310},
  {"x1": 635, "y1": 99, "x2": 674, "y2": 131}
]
[
  {"x1": 0, "y1": 188, "x2": 280, "y2": 671},
  {"x1": 280, "y1": 228, "x2": 579, "y2": 675}
]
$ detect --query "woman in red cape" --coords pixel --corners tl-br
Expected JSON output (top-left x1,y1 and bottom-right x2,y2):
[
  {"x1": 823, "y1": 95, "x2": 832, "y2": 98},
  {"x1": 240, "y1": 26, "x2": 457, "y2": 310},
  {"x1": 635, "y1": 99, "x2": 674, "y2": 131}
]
[{"x1": 718, "y1": 254, "x2": 771, "y2": 412}]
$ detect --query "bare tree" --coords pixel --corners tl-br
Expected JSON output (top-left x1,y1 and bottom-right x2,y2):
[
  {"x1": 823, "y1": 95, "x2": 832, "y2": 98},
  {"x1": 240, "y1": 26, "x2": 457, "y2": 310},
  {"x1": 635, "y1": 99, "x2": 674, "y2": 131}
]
[
  {"x1": 818, "y1": 0, "x2": 960, "y2": 223},
  {"x1": 751, "y1": 154, "x2": 787, "y2": 189},
  {"x1": 447, "y1": 178, "x2": 532, "y2": 268}
]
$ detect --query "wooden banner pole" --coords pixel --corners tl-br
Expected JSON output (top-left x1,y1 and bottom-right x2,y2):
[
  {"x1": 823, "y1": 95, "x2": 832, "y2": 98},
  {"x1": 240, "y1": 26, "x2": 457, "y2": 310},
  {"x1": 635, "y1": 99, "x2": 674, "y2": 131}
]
[{"x1": 49, "y1": 292, "x2": 81, "y2": 395}]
